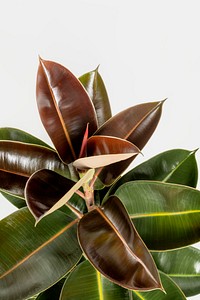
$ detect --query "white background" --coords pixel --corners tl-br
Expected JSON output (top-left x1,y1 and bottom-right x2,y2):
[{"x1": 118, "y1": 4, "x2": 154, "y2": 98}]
[{"x1": 0, "y1": 1, "x2": 200, "y2": 299}]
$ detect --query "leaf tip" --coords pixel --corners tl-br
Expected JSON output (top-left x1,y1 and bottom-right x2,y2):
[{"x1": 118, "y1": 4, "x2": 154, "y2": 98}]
[
  {"x1": 95, "y1": 64, "x2": 100, "y2": 72},
  {"x1": 192, "y1": 148, "x2": 199, "y2": 154},
  {"x1": 161, "y1": 98, "x2": 167, "y2": 105}
]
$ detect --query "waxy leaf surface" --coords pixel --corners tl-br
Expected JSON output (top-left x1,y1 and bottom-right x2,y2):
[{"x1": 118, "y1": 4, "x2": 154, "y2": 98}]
[
  {"x1": 79, "y1": 67, "x2": 112, "y2": 127},
  {"x1": 0, "y1": 141, "x2": 72, "y2": 198},
  {"x1": 94, "y1": 101, "x2": 164, "y2": 184},
  {"x1": 152, "y1": 246, "x2": 200, "y2": 297},
  {"x1": 61, "y1": 260, "x2": 186, "y2": 300},
  {"x1": 0, "y1": 208, "x2": 82, "y2": 300},
  {"x1": 108, "y1": 149, "x2": 198, "y2": 196},
  {"x1": 73, "y1": 136, "x2": 140, "y2": 169},
  {"x1": 78, "y1": 196, "x2": 162, "y2": 291},
  {"x1": 25, "y1": 169, "x2": 77, "y2": 221},
  {"x1": 115, "y1": 181, "x2": 200, "y2": 250},
  {"x1": 36, "y1": 58, "x2": 98, "y2": 163},
  {"x1": 0, "y1": 127, "x2": 52, "y2": 148},
  {"x1": 95, "y1": 100, "x2": 164, "y2": 149}
]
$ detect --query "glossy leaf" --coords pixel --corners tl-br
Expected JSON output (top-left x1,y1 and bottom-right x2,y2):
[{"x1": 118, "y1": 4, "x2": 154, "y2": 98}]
[
  {"x1": 95, "y1": 100, "x2": 165, "y2": 149},
  {"x1": 0, "y1": 127, "x2": 52, "y2": 148},
  {"x1": 108, "y1": 149, "x2": 198, "y2": 197},
  {"x1": 0, "y1": 169, "x2": 27, "y2": 198},
  {"x1": 94, "y1": 101, "x2": 164, "y2": 184},
  {"x1": 78, "y1": 195, "x2": 162, "y2": 291},
  {"x1": 115, "y1": 181, "x2": 200, "y2": 250},
  {"x1": 73, "y1": 136, "x2": 140, "y2": 169},
  {"x1": 131, "y1": 272, "x2": 186, "y2": 300},
  {"x1": 61, "y1": 260, "x2": 186, "y2": 300},
  {"x1": 79, "y1": 66, "x2": 112, "y2": 127},
  {"x1": 36, "y1": 58, "x2": 98, "y2": 163},
  {"x1": 26, "y1": 169, "x2": 94, "y2": 224},
  {"x1": 152, "y1": 246, "x2": 200, "y2": 297},
  {"x1": 0, "y1": 140, "x2": 74, "y2": 198},
  {"x1": 25, "y1": 169, "x2": 77, "y2": 221},
  {"x1": 0, "y1": 208, "x2": 82, "y2": 300},
  {"x1": 60, "y1": 260, "x2": 130, "y2": 300}
]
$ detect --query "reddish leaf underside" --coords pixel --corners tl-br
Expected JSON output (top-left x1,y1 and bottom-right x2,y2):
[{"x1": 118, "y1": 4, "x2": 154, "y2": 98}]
[{"x1": 73, "y1": 136, "x2": 140, "y2": 169}]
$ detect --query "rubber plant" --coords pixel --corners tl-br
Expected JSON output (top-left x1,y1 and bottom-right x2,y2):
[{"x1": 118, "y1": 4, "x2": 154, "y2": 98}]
[{"x1": 0, "y1": 58, "x2": 200, "y2": 300}]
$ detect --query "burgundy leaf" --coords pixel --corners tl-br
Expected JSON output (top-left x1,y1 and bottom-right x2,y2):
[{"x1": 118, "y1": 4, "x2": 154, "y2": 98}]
[
  {"x1": 36, "y1": 58, "x2": 98, "y2": 163},
  {"x1": 95, "y1": 100, "x2": 165, "y2": 150},
  {"x1": 94, "y1": 101, "x2": 165, "y2": 184},
  {"x1": 25, "y1": 169, "x2": 75, "y2": 221},
  {"x1": 78, "y1": 196, "x2": 162, "y2": 291}
]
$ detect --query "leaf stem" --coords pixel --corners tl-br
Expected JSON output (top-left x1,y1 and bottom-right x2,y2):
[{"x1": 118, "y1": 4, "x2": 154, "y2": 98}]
[
  {"x1": 89, "y1": 167, "x2": 103, "y2": 188},
  {"x1": 75, "y1": 189, "x2": 85, "y2": 199},
  {"x1": 66, "y1": 202, "x2": 83, "y2": 219}
]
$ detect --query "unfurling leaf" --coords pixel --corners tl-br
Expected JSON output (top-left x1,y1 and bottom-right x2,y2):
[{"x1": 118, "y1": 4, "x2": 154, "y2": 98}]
[{"x1": 78, "y1": 195, "x2": 162, "y2": 291}]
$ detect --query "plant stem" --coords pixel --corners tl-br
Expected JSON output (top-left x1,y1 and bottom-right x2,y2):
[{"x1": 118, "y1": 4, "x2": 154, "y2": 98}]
[{"x1": 83, "y1": 182, "x2": 95, "y2": 211}]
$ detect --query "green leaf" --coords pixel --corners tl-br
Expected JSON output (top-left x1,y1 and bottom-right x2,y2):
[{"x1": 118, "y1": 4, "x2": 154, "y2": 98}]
[
  {"x1": 0, "y1": 127, "x2": 52, "y2": 148},
  {"x1": 0, "y1": 208, "x2": 82, "y2": 300},
  {"x1": 79, "y1": 66, "x2": 112, "y2": 127},
  {"x1": 0, "y1": 140, "x2": 74, "y2": 198},
  {"x1": 60, "y1": 260, "x2": 130, "y2": 300},
  {"x1": 36, "y1": 58, "x2": 98, "y2": 163},
  {"x1": 151, "y1": 246, "x2": 200, "y2": 297},
  {"x1": 0, "y1": 191, "x2": 26, "y2": 209},
  {"x1": 115, "y1": 181, "x2": 200, "y2": 250},
  {"x1": 78, "y1": 196, "x2": 162, "y2": 291},
  {"x1": 95, "y1": 100, "x2": 165, "y2": 185},
  {"x1": 60, "y1": 260, "x2": 186, "y2": 300},
  {"x1": 131, "y1": 272, "x2": 186, "y2": 299},
  {"x1": 109, "y1": 149, "x2": 198, "y2": 196}
]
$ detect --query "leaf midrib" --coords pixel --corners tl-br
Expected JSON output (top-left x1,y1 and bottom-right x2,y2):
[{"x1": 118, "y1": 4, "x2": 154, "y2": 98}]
[
  {"x1": 163, "y1": 150, "x2": 196, "y2": 182},
  {"x1": 124, "y1": 100, "x2": 164, "y2": 140},
  {"x1": 40, "y1": 59, "x2": 76, "y2": 160},
  {"x1": 96, "y1": 207, "x2": 158, "y2": 285},
  {"x1": 130, "y1": 210, "x2": 200, "y2": 219},
  {"x1": 0, "y1": 218, "x2": 78, "y2": 279}
]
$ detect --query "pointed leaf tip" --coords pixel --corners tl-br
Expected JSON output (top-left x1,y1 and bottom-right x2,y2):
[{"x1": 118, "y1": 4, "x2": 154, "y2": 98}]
[{"x1": 78, "y1": 196, "x2": 162, "y2": 291}]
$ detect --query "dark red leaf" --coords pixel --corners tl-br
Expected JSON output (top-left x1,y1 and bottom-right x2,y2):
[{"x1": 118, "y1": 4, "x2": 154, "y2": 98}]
[
  {"x1": 78, "y1": 196, "x2": 162, "y2": 291},
  {"x1": 36, "y1": 58, "x2": 98, "y2": 163}
]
